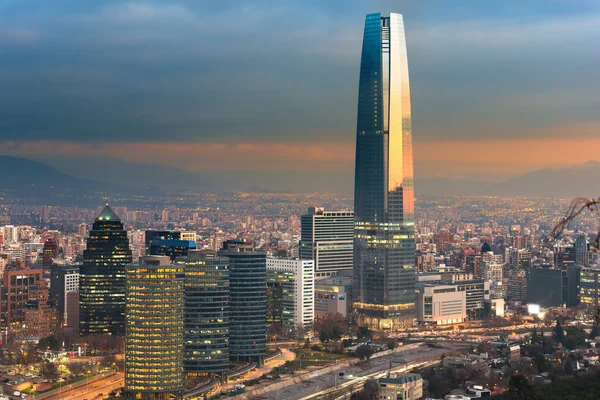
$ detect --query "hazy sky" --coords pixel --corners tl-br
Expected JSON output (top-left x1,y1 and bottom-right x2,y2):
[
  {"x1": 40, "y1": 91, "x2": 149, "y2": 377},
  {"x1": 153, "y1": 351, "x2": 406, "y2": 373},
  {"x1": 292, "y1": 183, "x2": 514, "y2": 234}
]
[{"x1": 1, "y1": 0, "x2": 599, "y2": 189}]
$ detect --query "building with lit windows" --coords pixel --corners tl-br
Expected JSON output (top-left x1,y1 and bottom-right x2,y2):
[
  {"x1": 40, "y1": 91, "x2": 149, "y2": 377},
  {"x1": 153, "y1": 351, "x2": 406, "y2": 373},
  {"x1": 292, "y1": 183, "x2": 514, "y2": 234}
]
[
  {"x1": 125, "y1": 256, "x2": 184, "y2": 400},
  {"x1": 79, "y1": 205, "x2": 132, "y2": 336},
  {"x1": 266, "y1": 258, "x2": 314, "y2": 333},
  {"x1": 580, "y1": 267, "x2": 600, "y2": 307},
  {"x1": 378, "y1": 374, "x2": 422, "y2": 400},
  {"x1": 416, "y1": 273, "x2": 489, "y2": 325},
  {"x1": 353, "y1": 12, "x2": 416, "y2": 329},
  {"x1": 300, "y1": 207, "x2": 354, "y2": 278},
  {"x1": 218, "y1": 241, "x2": 266, "y2": 364},
  {"x1": 50, "y1": 262, "x2": 80, "y2": 328},
  {"x1": 1, "y1": 268, "x2": 44, "y2": 334},
  {"x1": 176, "y1": 250, "x2": 230, "y2": 380}
]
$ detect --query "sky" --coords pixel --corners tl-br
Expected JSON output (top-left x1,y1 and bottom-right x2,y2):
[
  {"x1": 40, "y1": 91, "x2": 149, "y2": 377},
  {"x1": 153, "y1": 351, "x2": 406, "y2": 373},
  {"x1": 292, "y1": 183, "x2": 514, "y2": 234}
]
[{"x1": 0, "y1": 0, "x2": 599, "y2": 191}]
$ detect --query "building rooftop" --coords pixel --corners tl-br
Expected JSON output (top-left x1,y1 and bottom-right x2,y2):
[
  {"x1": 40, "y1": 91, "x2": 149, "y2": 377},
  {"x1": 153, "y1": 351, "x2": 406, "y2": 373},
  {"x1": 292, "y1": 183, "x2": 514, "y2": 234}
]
[
  {"x1": 95, "y1": 204, "x2": 120, "y2": 222},
  {"x1": 379, "y1": 373, "x2": 422, "y2": 385}
]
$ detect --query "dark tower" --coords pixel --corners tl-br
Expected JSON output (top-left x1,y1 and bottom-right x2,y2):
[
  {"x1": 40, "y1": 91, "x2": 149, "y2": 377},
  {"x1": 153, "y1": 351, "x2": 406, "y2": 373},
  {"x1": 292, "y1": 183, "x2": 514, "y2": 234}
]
[
  {"x1": 79, "y1": 205, "x2": 132, "y2": 336},
  {"x1": 218, "y1": 241, "x2": 266, "y2": 365}
]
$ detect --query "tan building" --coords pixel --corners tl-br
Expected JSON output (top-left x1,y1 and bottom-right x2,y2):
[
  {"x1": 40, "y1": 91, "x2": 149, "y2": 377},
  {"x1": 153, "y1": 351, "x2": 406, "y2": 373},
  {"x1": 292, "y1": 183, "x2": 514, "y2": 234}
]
[{"x1": 378, "y1": 374, "x2": 422, "y2": 400}]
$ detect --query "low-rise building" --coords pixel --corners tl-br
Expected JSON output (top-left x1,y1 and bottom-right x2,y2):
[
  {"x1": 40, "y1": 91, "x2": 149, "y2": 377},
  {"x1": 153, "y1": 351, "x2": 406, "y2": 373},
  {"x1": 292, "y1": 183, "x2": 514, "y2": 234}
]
[
  {"x1": 314, "y1": 272, "x2": 352, "y2": 320},
  {"x1": 378, "y1": 374, "x2": 422, "y2": 400},
  {"x1": 417, "y1": 273, "x2": 489, "y2": 325}
]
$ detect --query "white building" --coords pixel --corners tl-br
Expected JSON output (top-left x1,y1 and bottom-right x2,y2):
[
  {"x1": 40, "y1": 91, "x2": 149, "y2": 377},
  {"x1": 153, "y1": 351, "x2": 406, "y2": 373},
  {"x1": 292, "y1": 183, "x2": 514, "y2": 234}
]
[
  {"x1": 417, "y1": 273, "x2": 490, "y2": 325},
  {"x1": 266, "y1": 258, "x2": 314, "y2": 330},
  {"x1": 180, "y1": 231, "x2": 197, "y2": 243}
]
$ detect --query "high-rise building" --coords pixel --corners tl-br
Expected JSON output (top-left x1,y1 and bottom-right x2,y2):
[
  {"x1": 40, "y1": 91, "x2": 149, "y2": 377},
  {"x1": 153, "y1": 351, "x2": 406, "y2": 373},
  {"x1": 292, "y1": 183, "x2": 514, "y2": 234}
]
[
  {"x1": 149, "y1": 239, "x2": 196, "y2": 261},
  {"x1": 580, "y1": 267, "x2": 600, "y2": 307},
  {"x1": 50, "y1": 262, "x2": 80, "y2": 328},
  {"x1": 353, "y1": 12, "x2": 416, "y2": 329},
  {"x1": 79, "y1": 205, "x2": 132, "y2": 336},
  {"x1": 218, "y1": 241, "x2": 266, "y2": 364},
  {"x1": 300, "y1": 207, "x2": 354, "y2": 278},
  {"x1": 266, "y1": 258, "x2": 314, "y2": 333},
  {"x1": 144, "y1": 231, "x2": 180, "y2": 255},
  {"x1": 42, "y1": 238, "x2": 58, "y2": 279},
  {"x1": 125, "y1": 256, "x2": 184, "y2": 399},
  {"x1": 575, "y1": 234, "x2": 592, "y2": 266},
  {"x1": 1, "y1": 267, "x2": 44, "y2": 335},
  {"x1": 176, "y1": 250, "x2": 230, "y2": 380}
]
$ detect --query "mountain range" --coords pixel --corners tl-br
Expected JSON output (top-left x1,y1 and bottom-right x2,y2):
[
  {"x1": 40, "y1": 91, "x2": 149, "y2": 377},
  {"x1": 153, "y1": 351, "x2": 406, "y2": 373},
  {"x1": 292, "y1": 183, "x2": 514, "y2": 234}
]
[{"x1": 1, "y1": 155, "x2": 599, "y2": 199}]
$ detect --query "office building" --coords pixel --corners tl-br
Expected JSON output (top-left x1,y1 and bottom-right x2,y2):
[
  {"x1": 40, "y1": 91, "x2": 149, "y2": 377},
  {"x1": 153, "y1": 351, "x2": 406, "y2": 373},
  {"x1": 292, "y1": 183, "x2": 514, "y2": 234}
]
[
  {"x1": 144, "y1": 231, "x2": 180, "y2": 255},
  {"x1": 353, "y1": 13, "x2": 416, "y2": 329},
  {"x1": 80, "y1": 205, "x2": 132, "y2": 336},
  {"x1": 24, "y1": 281, "x2": 58, "y2": 338},
  {"x1": 416, "y1": 273, "x2": 489, "y2": 325},
  {"x1": 176, "y1": 250, "x2": 230, "y2": 379},
  {"x1": 50, "y1": 262, "x2": 80, "y2": 328},
  {"x1": 266, "y1": 258, "x2": 314, "y2": 332},
  {"x1": 575, "y1": 234, "x2": 593, "y2": 267},
  {"x1": 300, "y1": 207, "x2": 353, "y2": 278},
  {"x1": 580, "y1": 267, "x2": 600, "y2": 307},
  {"x1": 218, "y1": 241, "x2": 266, "y2": 364},
  {"x1": 507, "y1": 269, "x2": 527, "y2": 302},
  {"x1": 526, "y1": 268, "x2": 570, "y2": 307},
  {"x1": 149, "y1": 239, "x2": 196, "y2": 261},
  {"x1": 378, "y1": 374, "x2": 423, "y2": 400},
  {"x1": 125, "y1": 256, "x2": 184, "y2": 399},
  {"x1": 314, "y1": 273, "x2": 353, "y2": 320},
  {"x1": 41, "y1": 239, "x2": 58, "y2": 279},
  {"x1": 0, "y1": 268, "x2": 44, "y2": 334}
]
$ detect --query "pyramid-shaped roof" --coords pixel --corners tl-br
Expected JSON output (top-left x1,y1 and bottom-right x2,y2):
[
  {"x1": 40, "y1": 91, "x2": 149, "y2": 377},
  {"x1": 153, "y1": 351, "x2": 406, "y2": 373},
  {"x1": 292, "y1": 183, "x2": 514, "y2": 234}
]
[{"x1": 95, "y1": 204, "x2": 120, "y2": 222}]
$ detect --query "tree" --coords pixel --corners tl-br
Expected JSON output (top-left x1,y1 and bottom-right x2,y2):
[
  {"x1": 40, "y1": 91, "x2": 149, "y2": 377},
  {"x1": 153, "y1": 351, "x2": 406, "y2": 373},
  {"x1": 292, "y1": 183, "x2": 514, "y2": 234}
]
[
  {"x1": 40, "y1": 361, "x2": 60, "y2": 383},
  {"x1": 37, "y1": 335, "x2": 61, "y2": 351},
  {"x1": 428, "y1": 377, "x2": 451, "y2": 398},
  {"x1": 355, "y1": 344, "x2": 374, "y2": 361},
  {"x1": 534, "y1": 353, "x2": 548, "y2": 373},
  {"x1": 590, "y1": 306, "x2": 600, "y2": 339},
  {"x1": 388, "y1": 340, "x2": 397, "y2": 351},
  {"x1": 505, "y1": 375, "x2": 533, "y2": 400},
  {"x1": 553, "y1": 319, "x2": 565, "y2": 343},
  {"x1": 356, "y1": 326, "x2": 372, "y2": 340}
]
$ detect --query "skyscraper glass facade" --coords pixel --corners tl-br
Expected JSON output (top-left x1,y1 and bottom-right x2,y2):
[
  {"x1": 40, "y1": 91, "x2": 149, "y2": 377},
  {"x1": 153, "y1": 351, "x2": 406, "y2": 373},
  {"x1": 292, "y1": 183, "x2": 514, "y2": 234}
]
[
  {"x1": 176, "y1": 250, "x2": 230, "y2": 379},
  {"x1": 218, "y1": 241, "x2": 266, "y2": 364},
  {"x1": 353, "y1": 13, "x2": 416, "y2": 329},
  {"x1": 125, "y1": 257, "x2": 184, "y2": 399},
  {"x1": 80, "y1": 205, "x2": 132, "y2": 336},
  {"x1": 300, "y1": 207, "x2": 354, "y2": 278}
]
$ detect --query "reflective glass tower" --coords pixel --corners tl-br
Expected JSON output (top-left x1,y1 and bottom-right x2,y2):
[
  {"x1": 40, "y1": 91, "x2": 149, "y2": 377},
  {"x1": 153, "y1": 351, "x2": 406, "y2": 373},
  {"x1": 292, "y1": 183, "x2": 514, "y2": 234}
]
[{"x1": 353, "y1": 13, "x2": 416, "y2": 329}]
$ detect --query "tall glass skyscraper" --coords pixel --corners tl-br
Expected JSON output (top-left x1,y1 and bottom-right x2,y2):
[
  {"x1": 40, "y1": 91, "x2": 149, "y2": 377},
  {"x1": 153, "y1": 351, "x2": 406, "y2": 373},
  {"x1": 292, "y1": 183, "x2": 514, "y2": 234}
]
[
  {"x1": 80, "y1": 205, "x2": 132, "y2": 336},
  {"x1": 353, "y1": 13, "x2": 416, "y2": 329},
  {"x1": 218, "y1": 241, "x2": 266, "y2": 365},
  {"x1": 125, "y1": 256, "x2": 185, "y2": 399},
  {"x1": 176, "y1": 250, "x2": 230, "y2": 380}
]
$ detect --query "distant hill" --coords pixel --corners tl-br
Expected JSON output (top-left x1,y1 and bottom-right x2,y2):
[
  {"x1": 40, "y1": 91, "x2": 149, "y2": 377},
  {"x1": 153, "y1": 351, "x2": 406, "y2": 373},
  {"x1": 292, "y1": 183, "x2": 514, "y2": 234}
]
[
  {"x1": 3, "y1": 155, "x2": 600, "y2": 199},
  {"x1": 417, "y1": 161, "x2": 600, "y2": 198},
  {"x1": 0, "y1": 156, "x2": 83, "y2": 188},
  {"x1": 40, "y1": 156, "x2": 221, "y2": 192}
]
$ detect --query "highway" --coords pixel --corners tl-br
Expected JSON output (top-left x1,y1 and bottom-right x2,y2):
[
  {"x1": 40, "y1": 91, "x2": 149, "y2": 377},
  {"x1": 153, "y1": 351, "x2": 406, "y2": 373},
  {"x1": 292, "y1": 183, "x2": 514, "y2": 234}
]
[
  {"x1": 40, "y1": 373, "x2": 124, "y2": 400},
  {"x1": 260, "y1": 344, "x2": 463, "y2": 400}
]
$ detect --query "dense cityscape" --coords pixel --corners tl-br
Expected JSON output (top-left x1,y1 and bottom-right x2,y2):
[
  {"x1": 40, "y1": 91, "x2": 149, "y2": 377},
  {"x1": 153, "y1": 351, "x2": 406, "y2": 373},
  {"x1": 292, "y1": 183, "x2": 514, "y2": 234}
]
[{"x1": 1, "y1": 3, "x2": 599, "y2": 400}]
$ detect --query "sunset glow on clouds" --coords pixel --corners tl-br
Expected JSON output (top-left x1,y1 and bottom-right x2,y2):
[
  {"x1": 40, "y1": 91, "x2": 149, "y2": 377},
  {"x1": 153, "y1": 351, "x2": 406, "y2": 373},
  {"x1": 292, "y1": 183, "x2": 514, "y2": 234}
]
[{"x1": 0, "y1": 0, "x2": 598, "y2": 191}]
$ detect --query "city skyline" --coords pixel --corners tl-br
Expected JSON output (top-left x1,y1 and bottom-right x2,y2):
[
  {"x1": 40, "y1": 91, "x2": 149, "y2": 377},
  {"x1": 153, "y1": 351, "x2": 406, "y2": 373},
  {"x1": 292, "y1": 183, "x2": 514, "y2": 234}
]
[{"x1": 0, "y1": 1, "x2": 598, "y2": 192}]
